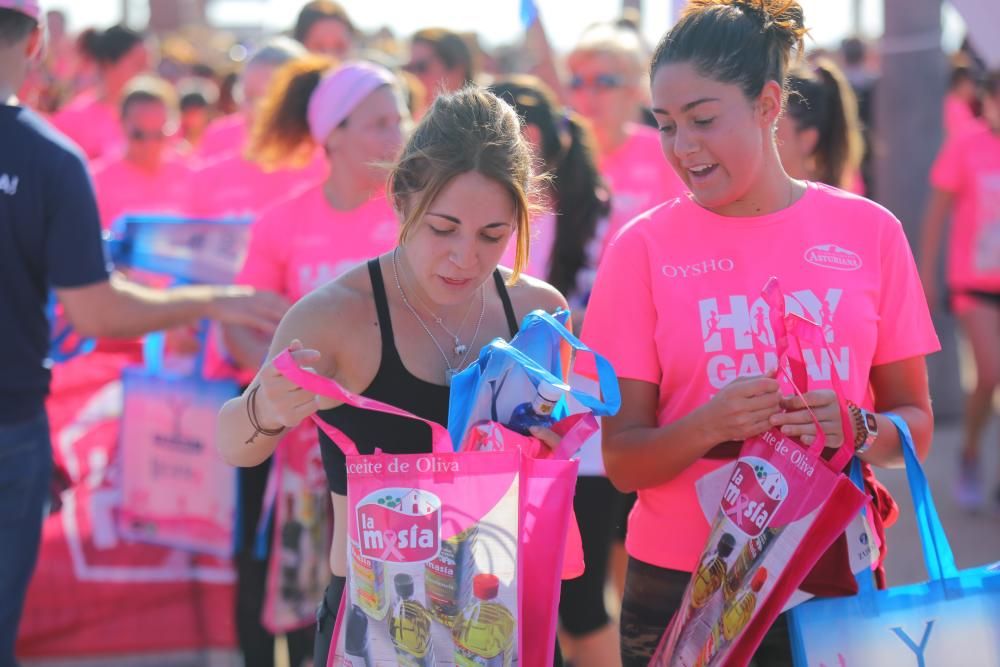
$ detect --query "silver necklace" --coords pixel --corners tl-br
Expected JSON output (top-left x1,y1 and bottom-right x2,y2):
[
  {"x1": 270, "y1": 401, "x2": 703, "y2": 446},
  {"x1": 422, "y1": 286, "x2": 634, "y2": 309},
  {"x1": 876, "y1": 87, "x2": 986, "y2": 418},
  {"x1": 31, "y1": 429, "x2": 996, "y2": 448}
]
[
  {"x1": 403, "y1": 264, "x2": 478, "y2": 357},
  {"x1": 392, "y1": 250, "x2": 486, "y2": 384}
]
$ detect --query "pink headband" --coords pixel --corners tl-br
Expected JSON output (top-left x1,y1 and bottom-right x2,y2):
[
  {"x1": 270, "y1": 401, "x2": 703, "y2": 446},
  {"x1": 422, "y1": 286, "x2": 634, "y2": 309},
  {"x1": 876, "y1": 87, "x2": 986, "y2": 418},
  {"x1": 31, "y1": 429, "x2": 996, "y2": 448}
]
[
  {"x1": 307, "y1": 61, "x2": 397, "y2": 144},
  {"x1": 0, "y1": 0, "x2": 41, "y2": 20}
]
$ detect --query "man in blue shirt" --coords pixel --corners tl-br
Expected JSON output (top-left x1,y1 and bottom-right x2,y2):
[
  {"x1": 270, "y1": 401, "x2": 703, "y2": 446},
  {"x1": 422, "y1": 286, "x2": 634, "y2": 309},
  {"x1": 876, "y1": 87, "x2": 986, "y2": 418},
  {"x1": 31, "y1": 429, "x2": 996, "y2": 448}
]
[{"x1": 0, "y1": 4, "x2": 288, "y2": 663}]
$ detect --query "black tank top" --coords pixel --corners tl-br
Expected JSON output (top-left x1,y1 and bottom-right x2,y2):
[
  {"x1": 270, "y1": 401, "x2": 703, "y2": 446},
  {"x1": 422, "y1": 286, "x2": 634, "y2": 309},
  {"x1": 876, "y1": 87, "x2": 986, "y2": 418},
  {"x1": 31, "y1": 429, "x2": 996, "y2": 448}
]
[{"x1": 318, "y1": 259, "x2": 520, "y2": 494}]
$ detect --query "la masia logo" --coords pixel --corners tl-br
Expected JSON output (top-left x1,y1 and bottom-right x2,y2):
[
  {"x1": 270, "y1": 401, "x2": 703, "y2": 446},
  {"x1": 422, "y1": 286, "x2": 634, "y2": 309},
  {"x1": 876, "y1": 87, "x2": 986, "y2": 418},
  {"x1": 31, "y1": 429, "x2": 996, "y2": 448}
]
[
  {"x1": 355, "y1": 488, "x2": 442, "y2": 563},
  {"x1": 804, "y1": 244, "x2": 863, "y2": 272},
  {"x1": 722, "y1": 457, "x2": 788, "y2": 537}
]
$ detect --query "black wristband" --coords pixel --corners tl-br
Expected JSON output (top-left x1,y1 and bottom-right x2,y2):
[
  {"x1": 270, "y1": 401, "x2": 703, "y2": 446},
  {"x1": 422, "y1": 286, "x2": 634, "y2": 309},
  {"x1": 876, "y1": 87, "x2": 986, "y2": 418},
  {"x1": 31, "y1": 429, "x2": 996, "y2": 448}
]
[{"x1": 245, "y1": 384, "x2": 285, "y2": 443}]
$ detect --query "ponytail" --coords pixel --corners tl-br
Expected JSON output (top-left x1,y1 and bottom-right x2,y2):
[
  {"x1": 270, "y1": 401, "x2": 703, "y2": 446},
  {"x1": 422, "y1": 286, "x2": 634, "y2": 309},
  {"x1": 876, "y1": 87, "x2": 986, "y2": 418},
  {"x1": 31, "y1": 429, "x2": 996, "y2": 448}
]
[
  {"x1": 786, "y1": 57, "x2": 864, "y2": 188},
  {"x1": 548, "y1": 114, "x2": 609, "y2": 297},
  {"x1": 245, "y1": 54, "x2": 334, "y2": 170},
  {"x1": 489, "y1": 76, "x2": 609, "y2": 296}
]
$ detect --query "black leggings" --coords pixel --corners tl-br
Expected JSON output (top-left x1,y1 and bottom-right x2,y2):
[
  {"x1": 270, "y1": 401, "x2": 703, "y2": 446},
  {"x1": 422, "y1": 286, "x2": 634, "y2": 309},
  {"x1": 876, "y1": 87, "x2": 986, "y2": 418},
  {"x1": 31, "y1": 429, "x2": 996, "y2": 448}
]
[
  {"x1": 558, "y1": 476, "x2": 635, "y2": 637},
  {"x1": 620, "y1": 557, "x2": 792, "y2": 667},
  {"x1": 314, "y1": 577, "x2": 564, "y2": 666}
]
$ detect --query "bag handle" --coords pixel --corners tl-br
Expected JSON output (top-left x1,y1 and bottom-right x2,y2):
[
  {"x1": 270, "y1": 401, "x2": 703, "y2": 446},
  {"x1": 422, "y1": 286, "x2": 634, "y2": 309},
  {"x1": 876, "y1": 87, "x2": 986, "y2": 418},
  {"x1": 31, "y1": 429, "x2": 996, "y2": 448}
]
[
  {"x1": 887, "y1": 412, "x2": 958, "y2": 582},
  {"x1": 515, "y1": 309, "x2": 622, "y2": 416},
  {"x1": 272, "y1": 348, "x2": 454, "y2": 456},
  {"x1": 763, "y1": 279, "x2": 855, "y2": 472}
]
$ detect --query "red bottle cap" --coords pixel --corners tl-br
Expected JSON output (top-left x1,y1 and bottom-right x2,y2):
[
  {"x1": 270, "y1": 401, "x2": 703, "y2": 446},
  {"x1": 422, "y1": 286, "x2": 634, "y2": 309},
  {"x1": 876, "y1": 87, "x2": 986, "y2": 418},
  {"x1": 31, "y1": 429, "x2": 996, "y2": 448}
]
[
  {"x1": 750, "y1": 567, "x2": 768, "y2": 593},
  {"x1": 473, "y1": 573, "x2": 500, "y2": 600}
]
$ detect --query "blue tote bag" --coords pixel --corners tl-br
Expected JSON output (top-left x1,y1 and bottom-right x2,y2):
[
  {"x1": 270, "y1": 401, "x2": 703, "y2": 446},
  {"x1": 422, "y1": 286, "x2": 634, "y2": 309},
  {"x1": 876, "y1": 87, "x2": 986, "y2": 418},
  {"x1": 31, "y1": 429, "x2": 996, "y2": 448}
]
[{"x1": 788, "y1": 414, "x2": 1000, "y2": 667}]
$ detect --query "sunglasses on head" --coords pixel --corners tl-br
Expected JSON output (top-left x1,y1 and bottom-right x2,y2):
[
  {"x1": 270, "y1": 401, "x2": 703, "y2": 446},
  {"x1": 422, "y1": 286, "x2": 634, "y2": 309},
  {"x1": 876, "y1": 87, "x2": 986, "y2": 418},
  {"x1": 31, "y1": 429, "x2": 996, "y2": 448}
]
[
  {"x1": 128, "y1": 127, "x2": 165, "y2": 142},
  {"x1": 568, "y1": 73, "x2": 626, "y2": 91}
]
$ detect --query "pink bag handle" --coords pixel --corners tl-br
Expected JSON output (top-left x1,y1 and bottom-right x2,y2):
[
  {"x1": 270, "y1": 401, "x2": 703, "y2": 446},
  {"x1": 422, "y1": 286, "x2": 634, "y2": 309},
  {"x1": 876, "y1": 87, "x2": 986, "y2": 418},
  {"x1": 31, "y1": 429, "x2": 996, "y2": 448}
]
[
  {"x1": 272, "y1": 348, "x2": 454, "y2": 456},
  {"x1": 762, "y1": 278, "x2": 855, "y2": 472}
]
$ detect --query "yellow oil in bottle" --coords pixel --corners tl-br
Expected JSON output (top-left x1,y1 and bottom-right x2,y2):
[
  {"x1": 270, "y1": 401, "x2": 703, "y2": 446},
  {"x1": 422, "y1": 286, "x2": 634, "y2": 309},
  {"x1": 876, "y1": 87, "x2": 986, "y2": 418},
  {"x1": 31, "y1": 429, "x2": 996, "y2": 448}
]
[
  {"x1": 691, "y1": 533, "x2": 736, "y2": 608},
  {"x1": 388, "y1": 573, "x2": 435, "y2": 667},
  {"x1": 425, "y1": 524, "x2": 478, "y2": 625},
  {"x1": 452, "y1": 574, "x2": 515, "y2": 667}
]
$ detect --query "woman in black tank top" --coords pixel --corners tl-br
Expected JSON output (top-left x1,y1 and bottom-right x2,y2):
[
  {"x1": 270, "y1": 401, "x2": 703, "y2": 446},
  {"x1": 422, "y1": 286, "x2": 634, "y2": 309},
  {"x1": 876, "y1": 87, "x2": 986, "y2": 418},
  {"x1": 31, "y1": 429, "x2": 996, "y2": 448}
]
[
  {"x1": 316, "y1": 260, "x2": 520, "y2": 496},
  {"x1": 217, "y1": 89, "x2": 571, "y2": 666}
]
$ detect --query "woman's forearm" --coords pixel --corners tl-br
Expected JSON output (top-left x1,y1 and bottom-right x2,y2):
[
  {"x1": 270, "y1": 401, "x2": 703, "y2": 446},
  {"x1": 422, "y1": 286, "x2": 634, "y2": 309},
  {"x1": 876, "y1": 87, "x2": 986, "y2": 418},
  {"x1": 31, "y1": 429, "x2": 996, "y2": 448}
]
[
  {"x1": 216, "y1": 385, "x2": 285, "y2": 467},
  {"x1": 858, "y1": 404, "x2": 934, "y2": 468},
  {"x1": 603, "y1": 404, "x2": 719, "y2": 493}
]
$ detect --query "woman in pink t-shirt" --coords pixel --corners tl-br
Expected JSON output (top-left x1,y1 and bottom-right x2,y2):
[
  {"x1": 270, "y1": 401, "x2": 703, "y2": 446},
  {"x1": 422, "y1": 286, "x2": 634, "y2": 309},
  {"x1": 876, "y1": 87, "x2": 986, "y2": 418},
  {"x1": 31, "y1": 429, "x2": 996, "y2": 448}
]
[
  {"x1": 776, "y1": 58, "x2": 865, "y2": 194},
  {"x1": 52, "y1": 25, "x2": 149, "y2": 161},
  {"x1": 943, "y1": 62, "x2": 987, "y2": 141},
  {"x1": 921, "y1": 70, "x2": 1000, "y2": 512},
  {"x1": 567, "y1": 23, "x2": 687, "y2": 248},
  {"x1": 581, "y1": 2, "x2": 939, "y2": 665},
  {"x1": 224, "y1": 57, "x2": 408, "y2": 367},
  {"x1": 91, "y1": 77, "x2": 192, "y2": 230}
]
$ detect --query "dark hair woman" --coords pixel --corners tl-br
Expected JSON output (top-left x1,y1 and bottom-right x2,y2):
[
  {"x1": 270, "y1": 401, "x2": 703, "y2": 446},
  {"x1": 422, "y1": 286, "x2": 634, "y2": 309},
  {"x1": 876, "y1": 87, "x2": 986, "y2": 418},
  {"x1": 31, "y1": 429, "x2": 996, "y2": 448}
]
[{"x1": 581, "y1": 2, "x2": 939, "y2": 664}]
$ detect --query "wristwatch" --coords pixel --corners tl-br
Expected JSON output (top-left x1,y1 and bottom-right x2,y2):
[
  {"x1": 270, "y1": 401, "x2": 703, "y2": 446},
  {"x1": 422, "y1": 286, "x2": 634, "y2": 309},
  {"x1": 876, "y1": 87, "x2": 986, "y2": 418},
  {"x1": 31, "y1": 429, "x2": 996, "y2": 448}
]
[{"x1": 847, "y1": 400, "x2": 878, "y2": 455}]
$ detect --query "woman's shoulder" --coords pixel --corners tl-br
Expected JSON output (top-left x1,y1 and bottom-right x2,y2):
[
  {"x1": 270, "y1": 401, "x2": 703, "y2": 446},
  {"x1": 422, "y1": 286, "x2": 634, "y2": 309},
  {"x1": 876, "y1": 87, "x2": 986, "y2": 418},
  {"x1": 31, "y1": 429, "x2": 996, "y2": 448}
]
[
  {"x1": 805, "y1": 181, "x2": 899, "y2": 225},
  {"x1": 497, "y1": 268, "x2": 569, "y2": 319},
  {"x1": 278, "y1": 261, "x2": 377, "y2": 354},
  {"x1": 803, "y1": 182, "x2": 912, "y2": 253},
  {"x1": 607, "y1": 197, "x2": 690, "y2": 249}
]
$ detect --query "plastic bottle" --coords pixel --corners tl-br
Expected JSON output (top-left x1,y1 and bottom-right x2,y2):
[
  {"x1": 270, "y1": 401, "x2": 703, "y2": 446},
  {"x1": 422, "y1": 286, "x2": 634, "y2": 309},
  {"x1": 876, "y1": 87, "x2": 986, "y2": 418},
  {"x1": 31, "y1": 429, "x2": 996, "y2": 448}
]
[
  {"x1": 722, "y1": 527, "x2": 778, "y2": 602},
  {"x1": 425, "y1": 524, "x2": 478, "y2": 625},
  {"x1": 508, "y1": 381, "x2": 562, "y2": 436},
  {"x1": 389, "y1": 573, "x2": 435, "y2": 666},
  {"x1": 452, "y1": 573, "x2": 515, "y2": 666},
  {"x1": 350, "y1": 541, "x2": 388, "y2": 620},
  {"x1": 343, "y1": 604, "x2": 374, "y2": 667},
  {"x1": 691, "y1": 532, "x2": 736, "y2": 608},
  {"x1": 694, "y1": 567, "x2": 770, "y2": 667},
  {"x1": 722, "y1": 567, "x2": 768, "y2": 642}
]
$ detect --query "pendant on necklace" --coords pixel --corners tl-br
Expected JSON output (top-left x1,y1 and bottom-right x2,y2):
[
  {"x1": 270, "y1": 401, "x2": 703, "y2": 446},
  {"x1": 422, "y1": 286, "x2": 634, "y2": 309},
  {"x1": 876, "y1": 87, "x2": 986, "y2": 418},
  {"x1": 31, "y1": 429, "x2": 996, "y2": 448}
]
[
  {"x1": 445, "y1": 368, "x2": 458, "y2": 385},
  {"x1": 453, "y1": 337, "x2": 467, "y2": 357}
]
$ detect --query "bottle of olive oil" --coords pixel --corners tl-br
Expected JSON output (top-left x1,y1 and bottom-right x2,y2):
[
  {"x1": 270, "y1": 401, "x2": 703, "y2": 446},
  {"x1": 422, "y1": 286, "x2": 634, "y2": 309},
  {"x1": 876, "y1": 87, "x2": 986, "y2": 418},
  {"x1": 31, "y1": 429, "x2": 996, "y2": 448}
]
[
  {"x1": 389, "y1": 573, "x2": 435, "y2": 667},
  {"x1": 452, "y1": 574, "x2": 515, "y2": 667}
]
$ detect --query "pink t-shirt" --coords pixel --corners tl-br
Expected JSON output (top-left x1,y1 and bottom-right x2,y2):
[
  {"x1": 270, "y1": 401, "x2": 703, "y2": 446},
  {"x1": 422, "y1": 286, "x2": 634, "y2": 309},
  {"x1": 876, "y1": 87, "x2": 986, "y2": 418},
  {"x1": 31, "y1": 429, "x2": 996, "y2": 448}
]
[
  {"x1": 51, "y1": 91, "x2": 123, "y2": 161},
  {"x1": 601, "y1": 123, "x2": 686, "y2": 250},
  {"x1": 197, "y1": 114, "x2": 247, "y2": 162},
  {"x1": 92, "y1": 157, "x2": 194, "y2": 229},
  {"x1": 943, "y1": 94, "x2": 987, "y2": 140},
  {"x1": 930, "y1": 127, "x2": 1000, "y2": 293},
  {"x1": 236, "y1": 184, "x2": 399, "y2": 303},
  {"x1": 189, "y1": 152, "x2": 325, "y2": 219},
  {"x1": 580, "y1": 182, "x2": 939, "y2": 572}
]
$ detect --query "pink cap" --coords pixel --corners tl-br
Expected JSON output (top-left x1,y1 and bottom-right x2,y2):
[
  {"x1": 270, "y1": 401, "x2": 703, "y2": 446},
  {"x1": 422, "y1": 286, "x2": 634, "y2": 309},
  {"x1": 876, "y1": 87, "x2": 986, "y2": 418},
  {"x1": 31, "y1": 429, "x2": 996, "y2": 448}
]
[
  {"x1": 0, "y1": 0, "x2": 41, "y2": 21},
  {"x1": 307, "y1": 61, "x2": 396, "y2": 144}
]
